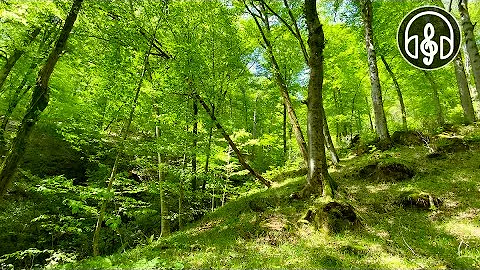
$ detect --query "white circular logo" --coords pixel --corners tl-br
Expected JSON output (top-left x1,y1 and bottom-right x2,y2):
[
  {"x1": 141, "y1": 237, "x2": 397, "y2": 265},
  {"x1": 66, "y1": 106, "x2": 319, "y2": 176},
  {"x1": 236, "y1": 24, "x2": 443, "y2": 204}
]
[{"x1": 397, "y1": 6, "x2": 461, "y2": 70}]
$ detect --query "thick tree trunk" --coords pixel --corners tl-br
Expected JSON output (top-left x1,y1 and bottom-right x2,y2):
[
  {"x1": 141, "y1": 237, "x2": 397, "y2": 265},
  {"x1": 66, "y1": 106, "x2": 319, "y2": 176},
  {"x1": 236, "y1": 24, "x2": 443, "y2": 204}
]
[
  {"x1": 380, "y1": 55, "x2": 408, "y2": 130},
  {"x1": 245, "y1": 2, "x2": 309, "y2": 166},
  {"x1": 194, "y1": 93, "x2": 272, "y2": 187},
  {"x1": 459, "y1": 0, "x2": 480, "y2": 101},
  {"x1": 156, "y1": 126, "x2": 169, "y2": 237},
  {"x1": 0, "y1": 0, "x2": 83, "y2": 198},
  {"x1": 360, "y1": 0, "x2": 390, "y2": 145},
  {"x1": 453, "y1": 53, "x2": 476, "y2": 123},
  {"x1": 0, "y1": 27, "x2": 40, "y2": 91},
  {"x1": 192, "y1": 100, "x2": 198, "y2": 190},
  {"x1": 423, "y1": 71, "x2": 445, "y2": 126},
  {"x1": 304, "y1": 0, "x2": 334, "y2": 198}
]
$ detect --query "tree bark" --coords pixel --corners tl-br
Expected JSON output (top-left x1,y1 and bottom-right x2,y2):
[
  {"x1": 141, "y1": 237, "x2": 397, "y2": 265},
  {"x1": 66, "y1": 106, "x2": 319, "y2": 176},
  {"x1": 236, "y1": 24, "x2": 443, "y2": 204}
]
[
  {"x1": 360, "y1": 0, "x2": 391, "y2": 145},
  {"x1": 245, "y1": 2, "x2": 309, "y2": 166},
  {"x1": 304, "y1": 0, "x2": 334, "y2": 198},
  {"x1": 459, "y1": 0, "x2": 480, "y2": 103},
  {"x1": 194, "y1": 93, "x2": 272, "y2": 188},
  {"x1": 156, "y1": 126, "x2": 169, "y2": 237},
  {"x1": 283, "y1": 103, "x2": 287, "y2": 163},
  {"x1": 380, "y1": 55, "x2": 408, "y2": 130},
  {"x1": 202, "y1": 105, "x2": 214, "y2": 190},
  {"x1": 464, "y1": 43, "x2": 480, "y2": 118},
  {"x1": 191, "y1": 100, "x2": 198, "y2": 191},
  {"x1": 0, "y1": 0, "x2": 83, "y2": 198},
  {"x1": 322, "y1": 106, "x2": 339, "y2": 166},
  {"x1": 0, "y1": 27, "x2": 40, "y2": 92},
  {"x1": 423, "y1": 71, "x2": 445, "y2": 126}
]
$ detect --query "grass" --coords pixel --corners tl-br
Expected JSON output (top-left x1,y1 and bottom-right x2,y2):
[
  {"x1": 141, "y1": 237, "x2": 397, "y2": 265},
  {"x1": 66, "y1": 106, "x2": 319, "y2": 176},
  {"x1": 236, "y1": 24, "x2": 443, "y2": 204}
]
[{"x1": 56, "y1": 130, "x2": 480, "y2": 269}]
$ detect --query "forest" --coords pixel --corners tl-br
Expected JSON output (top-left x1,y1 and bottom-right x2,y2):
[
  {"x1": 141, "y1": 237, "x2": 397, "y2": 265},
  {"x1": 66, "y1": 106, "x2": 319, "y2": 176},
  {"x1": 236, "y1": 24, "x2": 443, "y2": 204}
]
[{"x1": 0, "y1": 0, "x2": 479, "y2": 268}]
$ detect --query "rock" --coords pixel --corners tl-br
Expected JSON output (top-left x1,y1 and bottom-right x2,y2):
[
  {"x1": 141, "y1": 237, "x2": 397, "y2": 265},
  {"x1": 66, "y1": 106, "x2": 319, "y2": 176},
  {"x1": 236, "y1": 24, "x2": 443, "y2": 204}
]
[
  {"x1": 397, "y1": 191, "x2": 442, "y2": 210},
  {"x1": 300, "y1": 201, "x2": 361, "y2": 234},
  {"x1": 391, "y1": 130, "x2": 425, "y2": 146},
  {"x1": 358, "y1": 162, "x2": 414, "y2": 183}
]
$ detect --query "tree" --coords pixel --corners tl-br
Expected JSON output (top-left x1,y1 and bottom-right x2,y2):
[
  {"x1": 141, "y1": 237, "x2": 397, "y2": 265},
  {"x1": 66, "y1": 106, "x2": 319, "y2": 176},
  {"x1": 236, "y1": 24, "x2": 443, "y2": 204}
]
[
  {"x1": 0, "y1": 27, "x2": 40, "y2": 91},
  {"x1": 358, "y1": 0, "x2": 390, "y2": 145},
  {"x1": 459, "y1": 0, "x2": 480, "y2": 105},
  {"x1": 244, "y1": 0, "x2": 309, "y2": 166},
  {"x1": 0, "y1": 0, "x2": 83, "y2": 198},
  {"x1": 304, "y1": 0, "x2": 334, "y2": 198},
  {"x1": 380, "y1": 55, "x2": 407, "y2": 130}
]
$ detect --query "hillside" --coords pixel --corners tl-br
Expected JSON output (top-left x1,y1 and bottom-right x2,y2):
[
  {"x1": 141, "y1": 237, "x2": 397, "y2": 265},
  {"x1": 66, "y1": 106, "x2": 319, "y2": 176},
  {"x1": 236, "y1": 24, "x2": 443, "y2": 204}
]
[{"x1": 57, "y1": 129, "x2": 480, "y2": 269}]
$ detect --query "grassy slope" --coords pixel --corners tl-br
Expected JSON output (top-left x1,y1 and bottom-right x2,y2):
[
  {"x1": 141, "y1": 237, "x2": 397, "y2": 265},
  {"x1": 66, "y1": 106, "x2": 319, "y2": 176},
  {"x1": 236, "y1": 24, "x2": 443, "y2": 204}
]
[{"x1": 58, "y1": 129, "x2": 480, "y2": 269}]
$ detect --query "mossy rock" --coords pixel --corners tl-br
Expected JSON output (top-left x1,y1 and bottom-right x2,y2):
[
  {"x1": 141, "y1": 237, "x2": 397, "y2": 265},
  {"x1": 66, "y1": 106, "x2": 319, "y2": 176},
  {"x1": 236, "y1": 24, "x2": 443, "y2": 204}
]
[
  {"x1": 397, "y1": 191, "x2": 442, "y2": 210},
  {"x1": 392, "y1": 130, "x2": 425, "y2": 146},
  {"x1": 357, "y1": 162, "x2": 414, "y2": 183},
  {"x1": 300, "y1": 200, "x2": 361, "y2": 234},
  {"x1": 271, "y1": 167, "x2": 307, "y2": 182},
  {"x1": 435, "y1": 137, "x2": 469, "y2": 153},
  {"x1": 248, "y1": 196, "x2": 275, "y2": 212}
]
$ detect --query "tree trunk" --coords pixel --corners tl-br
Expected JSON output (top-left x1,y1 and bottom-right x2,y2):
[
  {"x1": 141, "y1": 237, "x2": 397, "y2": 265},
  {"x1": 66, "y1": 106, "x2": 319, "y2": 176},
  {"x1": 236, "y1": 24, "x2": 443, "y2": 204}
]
[
  {"x1": 464, "y1": 43, "x2": 480, "y2": 118},
  {"x1": 264, "y1": 0, "x2": 341, "y2": 165},
  {"x1": 438, "y1": 0, "x2": 476, "y2": 123},
  {"x1": 156, "y1": 126, "x2": 169, "y2": 237},
  {"x1": 304, "y1": 0, "x2": 334, "y2": 198},
  {"x1": 322, "y1": 106, "x2": 339, "y2": 166},
  {"x1": 360, "y1": 0, "x2": 391, "y2": 145},
  {"x1": 453, "y1": 53, "x2": 476, "y2": 123},
  {"x1": 194, "y1": 93, "x2": 272, "y2": 187},
  {"x1": 202, "y1": 105, "x2": 214, "y2": 190},
  {"x1": 0, "y1": 27, "x2": 40, "y2": 91},
  {"x1": 245, "y1": 2, "x2": 309, "y2": 166},
  {"x1": 0, "y1": 0, "x2": 83, "y2": 198},
  {"x1": 423, "y1": 71, "x2": 445, "y2": 126},
  {"x1": 283, "y1": 103, "x2": 287, "y2": 163},
  {"x1": 191, "y1": 100, "x2": 198, "y2": 191},
  {"x1": 380, "y1": 55, "x2": 408, "y2": 130},
  {"x1": 459, "y1": 0, "x2": 480, "y2": 103}
]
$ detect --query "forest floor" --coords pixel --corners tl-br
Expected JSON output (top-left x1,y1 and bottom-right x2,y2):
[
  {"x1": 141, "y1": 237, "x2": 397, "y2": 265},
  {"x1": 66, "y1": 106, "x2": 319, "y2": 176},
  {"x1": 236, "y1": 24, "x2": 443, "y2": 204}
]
[{"x1": 58, "y1": 127, "x2": 480, "y2": 269}]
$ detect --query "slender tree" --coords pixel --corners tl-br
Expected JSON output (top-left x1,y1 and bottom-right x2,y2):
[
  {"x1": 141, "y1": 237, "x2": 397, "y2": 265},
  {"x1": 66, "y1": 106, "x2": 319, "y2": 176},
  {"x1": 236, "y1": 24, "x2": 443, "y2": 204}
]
[
  {"x1": 304, "y1": 0, "x2": 334, "y2": 198},
  {"x1": 0, "y1": 27, "x2": 40, "y2": 91},
  {"x1": 0, "y1": 0, "x2": 83, "y2": 198},
  {"x1": 259, "y1": 0, "x2": 340, "y2": 165},
  {"x1": 436, "y1": 0, "x2": 476, "y2": 124},
  {"x1": 359, "y1": 0, "x2": 391, "y2": 145},
  {"x1": 244, "y1": 1, "x2": 309, "y2": 166},
  {"x1": 380, "y1": 55, "x2": 408, "y2": 130},
  {"x1": 194, "y1": 92, "x2": 272, "y2": 188}
]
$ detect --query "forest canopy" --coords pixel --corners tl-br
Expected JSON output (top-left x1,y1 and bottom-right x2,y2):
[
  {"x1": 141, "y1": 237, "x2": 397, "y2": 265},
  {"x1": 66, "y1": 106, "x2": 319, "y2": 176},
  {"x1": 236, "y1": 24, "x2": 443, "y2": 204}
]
[{"x1": 0, "y1": 0, "x2": 479, "y2": 269}]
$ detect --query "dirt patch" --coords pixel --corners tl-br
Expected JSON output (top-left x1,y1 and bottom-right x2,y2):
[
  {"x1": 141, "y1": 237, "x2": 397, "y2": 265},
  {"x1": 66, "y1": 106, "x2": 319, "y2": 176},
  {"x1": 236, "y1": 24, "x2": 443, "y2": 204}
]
[
  {"x1": 397, "y1": 191, "x2": 442, "y2": 210},
  {"x1": 358, "y1": 162, "x2": 414, "y2": 183}
]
